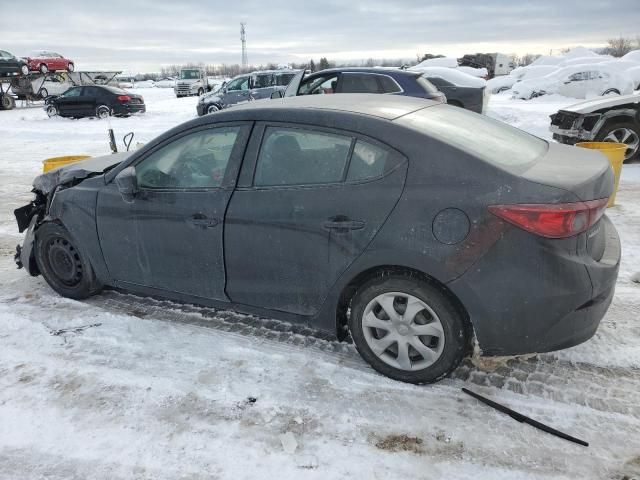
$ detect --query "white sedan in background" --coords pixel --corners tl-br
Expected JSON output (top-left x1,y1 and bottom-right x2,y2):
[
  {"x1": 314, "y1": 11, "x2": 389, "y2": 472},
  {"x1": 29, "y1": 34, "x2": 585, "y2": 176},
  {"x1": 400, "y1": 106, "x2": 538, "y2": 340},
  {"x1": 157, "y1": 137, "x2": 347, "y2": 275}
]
[
  {"x1": 512, "y1": 64, "x2": 634, "y2": 100},
  {"x1": 486, "y1": 65, "x2": 558, "y2": 94}
]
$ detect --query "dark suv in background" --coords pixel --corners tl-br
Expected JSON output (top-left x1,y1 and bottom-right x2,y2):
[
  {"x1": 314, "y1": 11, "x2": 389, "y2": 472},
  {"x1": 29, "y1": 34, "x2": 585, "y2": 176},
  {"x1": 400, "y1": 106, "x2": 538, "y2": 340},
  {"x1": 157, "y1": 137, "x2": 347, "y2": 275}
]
[
  {"x1": 197, "y1": 69, "x2": 300, "y2": 116},
  {"x1": 274, "y1": 67, "x2": 446, "y2": 104}
]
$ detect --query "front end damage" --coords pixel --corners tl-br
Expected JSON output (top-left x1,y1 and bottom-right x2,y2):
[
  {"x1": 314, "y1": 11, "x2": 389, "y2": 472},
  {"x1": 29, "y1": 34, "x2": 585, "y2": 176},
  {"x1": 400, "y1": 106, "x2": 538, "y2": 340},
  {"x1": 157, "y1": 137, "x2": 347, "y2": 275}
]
[{"x1": 13, "y1": 152, "x2": 132, "y2": 275}]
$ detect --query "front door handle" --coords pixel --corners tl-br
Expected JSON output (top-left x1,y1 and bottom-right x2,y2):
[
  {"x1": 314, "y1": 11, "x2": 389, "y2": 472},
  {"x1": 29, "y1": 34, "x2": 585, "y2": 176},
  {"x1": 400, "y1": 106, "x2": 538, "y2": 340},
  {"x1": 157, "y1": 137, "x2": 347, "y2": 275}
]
[
  {"x1": 323, "y1": 218, "x2": 365, "y2": 231},
  {"x1": 188, "y1": 214, "x2": 219, "y2": 228}
]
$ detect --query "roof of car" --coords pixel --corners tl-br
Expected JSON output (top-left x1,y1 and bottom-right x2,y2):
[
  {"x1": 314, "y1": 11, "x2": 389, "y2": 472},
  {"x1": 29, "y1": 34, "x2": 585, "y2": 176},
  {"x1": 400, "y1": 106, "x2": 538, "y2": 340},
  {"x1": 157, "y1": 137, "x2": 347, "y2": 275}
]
[
  {"x1": 226, "y1": 93, "x2": 438, "y2": 120},
  {"x1": 308, "y1": 67, "x2": 420, "y2": 77}
]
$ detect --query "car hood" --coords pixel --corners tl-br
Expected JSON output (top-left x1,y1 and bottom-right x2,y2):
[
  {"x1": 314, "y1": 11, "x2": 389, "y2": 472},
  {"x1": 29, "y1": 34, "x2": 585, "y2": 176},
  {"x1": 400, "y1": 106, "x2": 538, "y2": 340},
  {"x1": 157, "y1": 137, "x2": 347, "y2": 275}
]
[
  {"x1": 201, "y1": 93, "x2": 222, "y2": 104},
  {"x1": 33, "y1": 151, "x2": 133, "y2": 194},
  {"x1": 560, "y1": 93, "x2": 640, "y2": 114}
]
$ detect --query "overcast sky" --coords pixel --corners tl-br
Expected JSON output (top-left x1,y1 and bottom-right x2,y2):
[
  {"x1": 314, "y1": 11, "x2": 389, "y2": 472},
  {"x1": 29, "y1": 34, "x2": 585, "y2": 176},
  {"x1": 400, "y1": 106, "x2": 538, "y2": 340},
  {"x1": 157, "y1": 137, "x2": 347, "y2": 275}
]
[{"x1": 1, "y1": 0, "x2": 638, "y2": 72}]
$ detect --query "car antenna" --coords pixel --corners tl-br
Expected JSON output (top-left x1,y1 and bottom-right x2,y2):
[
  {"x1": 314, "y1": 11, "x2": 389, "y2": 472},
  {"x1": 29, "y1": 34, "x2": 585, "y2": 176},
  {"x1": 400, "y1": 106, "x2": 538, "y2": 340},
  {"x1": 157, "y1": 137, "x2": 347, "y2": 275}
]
[
  {"x1": 461, "y1": 388, "x2": 588, "y2": 447},
  {"x1": 108, "y1": 128, "x2": 118, "y2": 154}
]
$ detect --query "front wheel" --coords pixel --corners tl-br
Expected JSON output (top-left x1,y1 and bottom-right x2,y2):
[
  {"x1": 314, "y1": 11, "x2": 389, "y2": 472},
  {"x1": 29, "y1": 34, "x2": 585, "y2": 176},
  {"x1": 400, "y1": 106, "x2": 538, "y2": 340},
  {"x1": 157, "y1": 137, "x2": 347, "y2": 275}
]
[
  {"x1": 39, "y1": 63, "x2": 49, "y2": 74},
  {"x1": 67, "y1": 62, "x2": 75, "y2": 72},
  {"x1": 46, "y1": 105, "x2": 58, "y2": 117},
  {"x1": 34, "y1": 223, "x2": 101, "y2": 299},
  {"x1": 197, "y1": 88, "x2": 204, "y2": 96},
  {"x1": 0, "y1": 94, "x2": 15, "y2": 110},
  {"x1": 348, "y1": 275, "x2": 468, "y2": 384},
  {"x1": 206, "y1": 104, "x2": 220, "y2": 114}
]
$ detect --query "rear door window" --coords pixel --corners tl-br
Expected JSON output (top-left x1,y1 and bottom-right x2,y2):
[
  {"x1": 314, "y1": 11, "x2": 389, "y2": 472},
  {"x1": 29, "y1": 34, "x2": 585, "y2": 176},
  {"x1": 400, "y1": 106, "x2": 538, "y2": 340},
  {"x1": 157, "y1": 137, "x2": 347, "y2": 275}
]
[
  {"x1": 254, "y1": 127, "x2": 352, "y2": 186},
  {"x1": 339, "y1": 73, "x2": 382, "y2": 93},
  {"x1": 347, "y1": 140, "x2": 398, "y2": 181},
  {"x1": 377, "y1": 75, "x2": 403, "y2": 93}
]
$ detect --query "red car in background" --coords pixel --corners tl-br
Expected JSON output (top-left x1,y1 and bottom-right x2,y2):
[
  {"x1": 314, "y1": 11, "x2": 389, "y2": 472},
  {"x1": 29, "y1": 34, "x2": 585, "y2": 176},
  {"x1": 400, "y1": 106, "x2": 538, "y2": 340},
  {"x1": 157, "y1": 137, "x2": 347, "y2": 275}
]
[{"x1": 23, "y1": 51, "x2": 74, "y2": 73}]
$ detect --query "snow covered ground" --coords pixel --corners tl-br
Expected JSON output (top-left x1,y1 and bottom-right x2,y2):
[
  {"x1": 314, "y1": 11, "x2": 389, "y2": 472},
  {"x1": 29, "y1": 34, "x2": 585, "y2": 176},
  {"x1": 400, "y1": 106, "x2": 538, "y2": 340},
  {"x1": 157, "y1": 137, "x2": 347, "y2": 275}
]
[{"x1": 1, "y1": 89, "x2": 639, "y2": 479}]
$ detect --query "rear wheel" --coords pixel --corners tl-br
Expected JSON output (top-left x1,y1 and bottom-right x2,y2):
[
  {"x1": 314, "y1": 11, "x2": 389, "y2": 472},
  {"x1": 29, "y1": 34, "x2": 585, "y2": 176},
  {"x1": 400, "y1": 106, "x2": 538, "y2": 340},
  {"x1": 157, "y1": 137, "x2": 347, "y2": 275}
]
[
  {"x1": 96, "y1": 105, "x2": 111, "y2": 119},
  {"x1": 595, "y1": 121, "x2": 640, "y2": 162},
  {"x1": 35, "y1": 223, "x2": 101, "y2": 299},
  {"x1": 38, "y1": 88, "x2": 49, "y2": 99},
  {"x1": 67, "y1": 62, "x2": 75, "y2": 72},
  {"x1": 39, "y1": 63, "x2": 48, "y2": 74},
  {"x1": 46, "y1": 105, "x2": 58, "y2": 117},
  {"x1": 348, "y1": 275, "x2": 468, "y2": 384},
  {"x1": 0, "y1": 94, "x2": 15, "y2": 110}
]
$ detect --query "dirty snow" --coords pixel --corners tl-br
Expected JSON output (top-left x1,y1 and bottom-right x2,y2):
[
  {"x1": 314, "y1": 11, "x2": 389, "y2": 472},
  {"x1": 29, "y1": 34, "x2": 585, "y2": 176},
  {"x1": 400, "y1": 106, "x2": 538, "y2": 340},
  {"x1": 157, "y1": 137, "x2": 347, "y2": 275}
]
[{"x1": 1, "y1": 89, "x2": 639, "y2": 480}]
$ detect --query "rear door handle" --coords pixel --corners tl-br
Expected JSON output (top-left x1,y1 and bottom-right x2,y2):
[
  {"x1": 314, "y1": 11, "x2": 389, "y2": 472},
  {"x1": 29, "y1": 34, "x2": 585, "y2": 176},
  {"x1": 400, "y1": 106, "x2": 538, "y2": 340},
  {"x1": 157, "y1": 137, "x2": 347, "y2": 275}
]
[
  {"x1": 323, "y1": 219, "x2": 365, "y2": 231},
  {"x1": 188, "y1": 214, "x2": 219, "y2": 228}
]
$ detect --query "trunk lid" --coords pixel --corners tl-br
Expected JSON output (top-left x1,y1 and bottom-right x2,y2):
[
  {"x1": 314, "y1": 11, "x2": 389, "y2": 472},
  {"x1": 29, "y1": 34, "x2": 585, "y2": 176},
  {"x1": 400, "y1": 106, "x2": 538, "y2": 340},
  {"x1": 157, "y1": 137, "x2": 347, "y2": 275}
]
[{"x1": 520, "y1": 142, "x2": 613, "y2": 202}]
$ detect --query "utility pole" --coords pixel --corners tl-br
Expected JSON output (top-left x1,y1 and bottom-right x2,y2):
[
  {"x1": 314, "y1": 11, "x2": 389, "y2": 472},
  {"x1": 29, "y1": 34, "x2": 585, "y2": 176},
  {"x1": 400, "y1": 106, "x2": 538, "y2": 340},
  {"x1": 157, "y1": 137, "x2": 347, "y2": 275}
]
[{"x1": 240, "y1": 22, "x2": 248, "y2": 70}]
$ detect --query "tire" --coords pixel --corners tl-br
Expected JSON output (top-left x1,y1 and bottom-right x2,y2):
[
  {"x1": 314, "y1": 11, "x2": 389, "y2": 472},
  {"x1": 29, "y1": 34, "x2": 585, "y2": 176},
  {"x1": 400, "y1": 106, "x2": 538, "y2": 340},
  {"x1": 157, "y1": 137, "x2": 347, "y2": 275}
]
[
  {"x1": 348, "y1": 274, "x2": 468, "y2": 384},
  {"x1": 96, "y1": 105, "x2": 111, "y2": 119},
  {"x1": 206, "y1": 104, "x2": 220, "y2": 114},
  {"x1": 46, "y1": 105, "x2": 58, "y2": 117},
  {"x1": 34, "y1": 223, "x2": 101, "y2": 300},
  {"x1": 198, "y1": 88, "x2": 204, "y2": 96},
  {"x1": 595, "y1": 120, "x2": 640, "y2": 162},
  {"x1": 39, "y1": 63, "x2": 49, "y2": 74},
  {"x1": 67, "y1": 62, "x2": 75, "y2": 72},
  {"x1": 0, "y1": 94, "x2": 15, "y2": 110},
  {"x1": 39, "y1": 88, "x2": 48, "y2": 99},
  {"x1": 20, "y1": 64, "x2": 29, "y2": 75}
]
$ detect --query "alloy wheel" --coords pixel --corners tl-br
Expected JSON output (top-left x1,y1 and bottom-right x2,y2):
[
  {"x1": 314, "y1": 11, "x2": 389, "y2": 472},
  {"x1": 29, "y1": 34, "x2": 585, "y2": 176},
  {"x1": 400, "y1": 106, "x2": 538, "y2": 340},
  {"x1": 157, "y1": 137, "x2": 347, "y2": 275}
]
[
  {"x1": 361, "y1": 292, "x2": 445, "y2": 371},
  {"x1": 604, "y1": 128, "x2": 640, "y2": 161}
]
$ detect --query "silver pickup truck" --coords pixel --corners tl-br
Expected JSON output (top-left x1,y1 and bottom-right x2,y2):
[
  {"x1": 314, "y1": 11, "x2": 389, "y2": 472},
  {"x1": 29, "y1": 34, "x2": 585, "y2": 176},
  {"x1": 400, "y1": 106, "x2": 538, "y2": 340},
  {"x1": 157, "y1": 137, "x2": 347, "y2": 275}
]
[{"x1": 550, "y1": 94, "x2": 640, "y2": 162}]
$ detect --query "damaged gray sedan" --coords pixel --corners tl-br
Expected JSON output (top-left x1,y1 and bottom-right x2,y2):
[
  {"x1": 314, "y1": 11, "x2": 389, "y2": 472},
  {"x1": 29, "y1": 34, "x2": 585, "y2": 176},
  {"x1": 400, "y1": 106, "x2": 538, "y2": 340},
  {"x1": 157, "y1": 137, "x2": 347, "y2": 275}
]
[{"x1": 15, "y1": 94, "x2": 620, "y2": 384}]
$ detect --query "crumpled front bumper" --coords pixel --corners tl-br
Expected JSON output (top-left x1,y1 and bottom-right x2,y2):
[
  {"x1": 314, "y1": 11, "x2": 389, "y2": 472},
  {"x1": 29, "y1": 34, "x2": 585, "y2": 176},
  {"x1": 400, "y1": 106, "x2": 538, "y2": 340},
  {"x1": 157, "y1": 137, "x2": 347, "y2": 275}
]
[{"x1": 14, "y1": 215, "x2": 39, "y2": 275}]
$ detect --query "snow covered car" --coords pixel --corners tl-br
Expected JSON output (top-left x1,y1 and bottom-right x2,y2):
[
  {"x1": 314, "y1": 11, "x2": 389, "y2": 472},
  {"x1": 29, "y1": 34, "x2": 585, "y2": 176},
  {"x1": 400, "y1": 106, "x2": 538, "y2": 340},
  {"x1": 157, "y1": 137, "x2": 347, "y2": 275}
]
[
  {"x1": 512, "y1": 64, "x2": 634, "y2": 100},
  {"x1": 487, "y1": 65, "x2": 558, "y2": 94},
  {"x1": 550, "y1": 94, "x2": 640, "y2": 162},
  {"x1": 14, "y1": 95, "x2": 620, "y2": 384},
  {"x1": 23, "y1": 51, "x2": 74, "y2": 73}
]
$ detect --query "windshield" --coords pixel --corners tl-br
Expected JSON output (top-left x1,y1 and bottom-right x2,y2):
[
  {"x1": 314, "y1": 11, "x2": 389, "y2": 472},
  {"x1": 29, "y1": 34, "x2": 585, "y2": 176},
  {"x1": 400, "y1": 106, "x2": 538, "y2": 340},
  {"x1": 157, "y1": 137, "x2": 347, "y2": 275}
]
[
  {"x1": 180, "y1": 70, "x2": 201, "y2": 80},
  {"x1": 398, "y1": 105, "x2": 548, "y2": 168}
]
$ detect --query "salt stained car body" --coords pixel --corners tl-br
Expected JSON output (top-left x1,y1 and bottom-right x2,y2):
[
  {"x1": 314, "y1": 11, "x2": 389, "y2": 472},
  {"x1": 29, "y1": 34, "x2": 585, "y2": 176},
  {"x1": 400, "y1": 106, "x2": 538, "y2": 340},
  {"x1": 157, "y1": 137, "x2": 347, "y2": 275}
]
[{"x1": 14, "y1": 94, "x2": 620, "y2": 384}]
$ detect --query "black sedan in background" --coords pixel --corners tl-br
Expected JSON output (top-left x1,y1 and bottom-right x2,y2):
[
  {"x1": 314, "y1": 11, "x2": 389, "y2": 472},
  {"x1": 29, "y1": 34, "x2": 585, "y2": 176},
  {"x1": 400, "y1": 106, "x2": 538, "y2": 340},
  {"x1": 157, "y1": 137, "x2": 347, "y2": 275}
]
[
  {"x1": 15, "y1": 95, "x2": 619, "y2": 384},
  {"x1": 274, "y1": 67, "x2": 447, "y2": 104},
  {"x1": 0, "y1": 49, "x2": 28, "y2": 77},
  {"x1": 45, "y1": 85, "x2": 145, "y2": 119}
]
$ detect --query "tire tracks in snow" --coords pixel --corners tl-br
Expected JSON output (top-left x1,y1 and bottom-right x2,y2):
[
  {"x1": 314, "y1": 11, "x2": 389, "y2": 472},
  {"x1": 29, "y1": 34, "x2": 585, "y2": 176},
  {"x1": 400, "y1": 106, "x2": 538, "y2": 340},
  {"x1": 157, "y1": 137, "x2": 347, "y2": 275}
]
[{"x1": 84, "y1": 289, "x2": 640, "y2": 420}]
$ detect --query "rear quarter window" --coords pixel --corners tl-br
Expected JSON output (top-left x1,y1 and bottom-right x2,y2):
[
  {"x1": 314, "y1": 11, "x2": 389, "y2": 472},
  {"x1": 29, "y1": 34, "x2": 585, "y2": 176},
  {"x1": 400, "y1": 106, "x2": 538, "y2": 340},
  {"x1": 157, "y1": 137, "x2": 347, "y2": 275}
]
[{"x1": 397, "y1": 105, "x2": 548, "y2": 167}]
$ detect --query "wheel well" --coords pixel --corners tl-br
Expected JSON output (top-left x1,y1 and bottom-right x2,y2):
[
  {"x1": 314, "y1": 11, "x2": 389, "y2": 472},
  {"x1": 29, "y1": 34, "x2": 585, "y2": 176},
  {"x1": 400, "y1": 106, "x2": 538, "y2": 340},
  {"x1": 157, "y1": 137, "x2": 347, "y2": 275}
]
[{"x1": 335, "y1": 265, "x2": 473, "y2": 347}]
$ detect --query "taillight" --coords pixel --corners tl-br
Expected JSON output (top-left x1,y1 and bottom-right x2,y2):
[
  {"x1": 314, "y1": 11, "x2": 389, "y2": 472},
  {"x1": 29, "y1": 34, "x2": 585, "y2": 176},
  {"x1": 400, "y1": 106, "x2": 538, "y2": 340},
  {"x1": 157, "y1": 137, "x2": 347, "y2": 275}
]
[
  {"x1": 488, "y1": 198, "x2": 608, "y2": 239},
  {"x1": 117, "y1": 95, "x2": 131, "y2": 102}
]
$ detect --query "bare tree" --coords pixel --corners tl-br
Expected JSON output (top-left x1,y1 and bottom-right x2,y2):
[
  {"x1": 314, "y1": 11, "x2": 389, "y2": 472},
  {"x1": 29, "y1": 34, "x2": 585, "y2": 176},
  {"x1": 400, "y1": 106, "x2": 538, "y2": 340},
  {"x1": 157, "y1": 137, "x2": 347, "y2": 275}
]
[
  {"x1": 518, "y1": 53, "x2": 541, "y2": 66},
  {"x1": 602, "y1": 36, "x2": 635, "y2": 57}
]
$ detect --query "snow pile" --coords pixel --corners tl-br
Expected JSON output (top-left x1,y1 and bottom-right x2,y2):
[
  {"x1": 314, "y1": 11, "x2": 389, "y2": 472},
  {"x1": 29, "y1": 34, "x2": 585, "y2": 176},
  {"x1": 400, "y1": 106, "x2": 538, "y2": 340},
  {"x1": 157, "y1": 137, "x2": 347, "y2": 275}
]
[
  {"x1": 413, "y1": 56, "x2": 459, "y2": 69},
  {"x1": 409, "y1": 66, "x2": 486, "y2": 87}
]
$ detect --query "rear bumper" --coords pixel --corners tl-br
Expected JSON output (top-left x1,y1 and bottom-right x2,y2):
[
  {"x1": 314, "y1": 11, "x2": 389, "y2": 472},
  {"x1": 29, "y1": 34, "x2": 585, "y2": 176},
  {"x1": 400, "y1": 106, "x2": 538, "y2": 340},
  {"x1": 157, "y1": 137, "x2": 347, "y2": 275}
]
[
  {"x1": 115, "y1": 104, "x2": 146, "y2": 115},
  {"x1": 447, "y1": 216, "x2": 620, "y2": 356}
]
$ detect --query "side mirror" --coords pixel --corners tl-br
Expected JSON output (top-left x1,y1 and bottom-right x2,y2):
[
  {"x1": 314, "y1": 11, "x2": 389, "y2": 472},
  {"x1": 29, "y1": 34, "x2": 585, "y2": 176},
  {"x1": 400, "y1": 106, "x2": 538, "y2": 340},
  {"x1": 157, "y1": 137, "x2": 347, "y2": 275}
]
[
  {"x1": 270, "y1": 90, "x2": 284, "y2": 99},
  {"x1": 114, "y1": 166, "x2": 137, "y2": 203}
]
